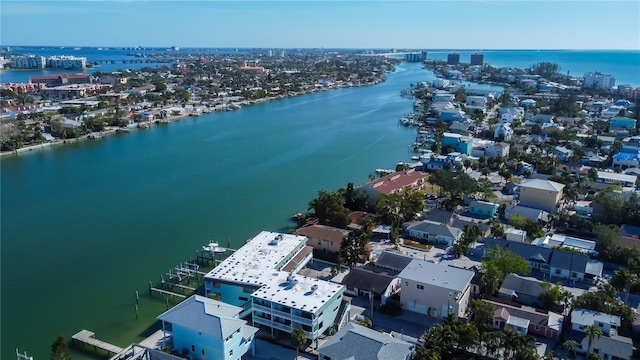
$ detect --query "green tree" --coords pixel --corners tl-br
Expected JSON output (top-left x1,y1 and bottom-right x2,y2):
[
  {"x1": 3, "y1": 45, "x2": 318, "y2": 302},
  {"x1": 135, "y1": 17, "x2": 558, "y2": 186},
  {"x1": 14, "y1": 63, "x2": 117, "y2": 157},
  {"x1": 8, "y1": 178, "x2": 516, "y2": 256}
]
[
  {"x1": 562, "y1": 339, "x2": 579, "y2": 359},
  {"x1": 290, "y1": 327, "x2": 307, "y2": 359},
  {"x1": 340, "y1": 230, "x2": 368, "y2": 267},
  {"x1": 51, "y1": 336, "x2": 71, "y2": 360},
  {"x1": 308, "y1": 190, "x2": 350, "y2": 228},
  {"x1": 539, "y1": 281, "x2": 573, "y2": 311},
  {"x1": 585, "y1": 324, "x2": 603, "y2": 356},
  {"x1": 154, "y1": 81, "x2": 167, "y2": 92},
  {"x1": 481, "y1": 247, "x2": 530, "y2": 296}
]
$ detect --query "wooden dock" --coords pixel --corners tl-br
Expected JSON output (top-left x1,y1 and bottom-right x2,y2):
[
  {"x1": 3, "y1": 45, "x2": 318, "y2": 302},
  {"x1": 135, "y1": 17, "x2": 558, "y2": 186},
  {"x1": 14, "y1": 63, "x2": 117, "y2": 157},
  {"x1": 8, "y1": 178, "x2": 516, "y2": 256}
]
[
  {"x1": 72, "y1": 329, "x2": 123, "y2": 356},
  {"x1": 150, "y1": 287, "x2": 186, "y2": 299}
]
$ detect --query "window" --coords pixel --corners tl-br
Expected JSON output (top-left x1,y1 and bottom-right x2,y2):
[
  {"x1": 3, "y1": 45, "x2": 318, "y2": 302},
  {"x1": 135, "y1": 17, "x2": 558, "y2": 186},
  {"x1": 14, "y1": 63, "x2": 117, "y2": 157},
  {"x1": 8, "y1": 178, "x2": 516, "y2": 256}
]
[
  {"x1": 239, "y1": 296, "x2": 249, "y2": 301},
  {"x1": 417, "y1": 284, "x2": 424, "y2": 290},
  {"x1": 212, "y1": 282, "x2": 220, "y2": 288},
  {"x1": 202, "y1": 349, "x2": 205, "y2": 356},
  {"x1": 191, "y1": 345, "x2": 195, "y2": 352},
  {"x1": 593, "y1": 348, "x2": 599, "y2": 354},
  {"x1": 405, "y1": 281, "x2": 409, "y2": 286},
  {"x1": 555, "y1": 269, "x2": 561, "y2": 275},
  {"x1": 598, "y1": 322, "x2": 603, "y2": 327},
  {"x1": 229, "y1": 349, "x2": 233, "y2": 356}
]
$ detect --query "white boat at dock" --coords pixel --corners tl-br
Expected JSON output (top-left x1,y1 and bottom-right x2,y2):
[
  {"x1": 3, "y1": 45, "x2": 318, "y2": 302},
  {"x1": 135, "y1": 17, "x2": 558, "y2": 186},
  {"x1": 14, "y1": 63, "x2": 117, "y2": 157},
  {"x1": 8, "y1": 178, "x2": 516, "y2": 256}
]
[
  {"x1": 116, "y1": 127, "x2": 131, "y2": 133},
  {"x1": 202, "y1": 241, "x2": 226, "y2": 254}
]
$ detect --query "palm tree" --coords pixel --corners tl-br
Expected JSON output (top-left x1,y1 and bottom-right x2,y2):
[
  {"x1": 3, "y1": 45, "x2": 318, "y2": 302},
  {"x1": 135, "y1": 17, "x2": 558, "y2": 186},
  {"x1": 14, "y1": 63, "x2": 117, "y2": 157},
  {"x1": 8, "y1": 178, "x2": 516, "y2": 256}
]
[
  {"x1": 585, "y1": 324, "x2": 603, "y2": 356},
  {"x1": 562, "y1": 339, "x2": 579, "y2": 360},
  {"x1": 290, "y1": 327, "x2": 307, "y2": 359}
]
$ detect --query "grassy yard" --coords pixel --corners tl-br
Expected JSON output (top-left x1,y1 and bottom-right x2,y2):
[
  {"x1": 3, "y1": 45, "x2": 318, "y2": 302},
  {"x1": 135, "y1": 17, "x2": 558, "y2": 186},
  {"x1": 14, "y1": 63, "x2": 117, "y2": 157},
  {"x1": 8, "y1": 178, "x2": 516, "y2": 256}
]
[{"x1": 402, "y1": 239, "x2": 434, "y2": 251}]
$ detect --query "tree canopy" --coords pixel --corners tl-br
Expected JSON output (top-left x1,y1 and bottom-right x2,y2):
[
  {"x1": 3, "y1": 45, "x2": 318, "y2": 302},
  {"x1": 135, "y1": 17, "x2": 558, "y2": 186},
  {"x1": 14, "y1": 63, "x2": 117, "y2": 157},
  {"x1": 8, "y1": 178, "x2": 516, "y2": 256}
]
[
  {"x1": 340, "y1": 229, "x2": 369, "y2": 267},
  {"x1": 308, "y1": 189, "x2": 350, "y2": 228},
  {"x1": 481, "y1": 247, "x2": 530, "y2": 296},
  {"x1": 428, "y1": 170, "x2": 478, "y2": 209}
]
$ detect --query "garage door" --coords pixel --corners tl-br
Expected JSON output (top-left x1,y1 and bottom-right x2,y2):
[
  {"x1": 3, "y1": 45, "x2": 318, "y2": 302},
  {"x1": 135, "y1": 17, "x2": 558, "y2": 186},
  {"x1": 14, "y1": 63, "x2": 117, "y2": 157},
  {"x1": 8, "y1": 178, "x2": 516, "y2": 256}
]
[{"x1": 405, "y1": 301, "x2": 427, "y2": 315}]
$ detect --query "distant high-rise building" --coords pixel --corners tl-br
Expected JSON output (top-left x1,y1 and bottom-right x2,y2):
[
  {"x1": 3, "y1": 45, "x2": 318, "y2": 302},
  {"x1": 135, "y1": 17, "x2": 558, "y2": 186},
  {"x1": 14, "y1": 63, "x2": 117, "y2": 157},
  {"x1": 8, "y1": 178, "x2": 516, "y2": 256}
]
[
  {"x1": 267, "y1": 50, "x2": 273, "y2": 57},
  {"x1": 470, "y1": 53, "x2": 484, "y2": 66},
  {"x1": 584, "y1": 72, "x2": 616, "y2": 90},
  {"x1": 447, "y1": 53, "x2": 460, "y2": 65},
  {"x1": 405, "y1": 52, "x2": 426, "y2": 62}
]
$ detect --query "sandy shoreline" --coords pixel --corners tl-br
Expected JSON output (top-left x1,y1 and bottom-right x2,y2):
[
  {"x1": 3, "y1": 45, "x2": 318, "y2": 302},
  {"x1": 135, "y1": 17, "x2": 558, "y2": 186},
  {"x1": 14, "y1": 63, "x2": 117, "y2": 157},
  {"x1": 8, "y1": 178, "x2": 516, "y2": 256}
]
[{"x1": 0, "y1": 113, "x2": 191, "y2": 158}]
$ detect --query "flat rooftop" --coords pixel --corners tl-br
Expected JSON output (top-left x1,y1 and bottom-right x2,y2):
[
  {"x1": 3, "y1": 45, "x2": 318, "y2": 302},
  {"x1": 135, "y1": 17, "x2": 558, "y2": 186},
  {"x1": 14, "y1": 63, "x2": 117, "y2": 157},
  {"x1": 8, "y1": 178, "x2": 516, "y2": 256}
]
[{"x1": 205, "y1": 231, "x2": 344, "y2": 313}]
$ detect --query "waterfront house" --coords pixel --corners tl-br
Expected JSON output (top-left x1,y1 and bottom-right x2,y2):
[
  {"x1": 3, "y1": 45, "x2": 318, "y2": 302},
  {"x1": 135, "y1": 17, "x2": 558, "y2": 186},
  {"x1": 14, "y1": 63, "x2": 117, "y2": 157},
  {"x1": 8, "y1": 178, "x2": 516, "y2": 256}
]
[
  {"x1": 448, "y1": 121, "x2": 475, "y2": 136},
  {"x1": 398, "y1": 260, "x2": 474, "y2": 318},
  {"x1": 404, "y1": 220, "x2": 462, "y2": 247},
  {"x1": 356, "y1": 169, "x2": 427, "y2": 206},
  {"x1": 157, "y1": 295, "x2": 258, "y2": 360},
  {"x1": 487, "y1": 299, "x2": 563, "y2": 341},
  {"x1": 422, "y1": 153, "x2": 462, "y2": 171},
  {"x1": 466, "y1": 96, "x2": 487, "y2": 113},
  {"x1": 468, "y1": 200, "x2": 499, "y2": 218},
  {"x1": 204, "y1": 232, "x2": 347, "y2": 346},
  {"x1": 295, "y1": 225, "x2": 349, "y2": 258},
  {"x1": 442, "y1": 132, "x2": 473, "y2": 155},
  {"x1": 317, "y1": 322, "x2": 414, "y2": 360},
  {"x1": 432, "y1": 90, "x2": 454, "y2": 103},
  {"x1": 517, "y1": 179, "x2": 565, "y2": 212}
]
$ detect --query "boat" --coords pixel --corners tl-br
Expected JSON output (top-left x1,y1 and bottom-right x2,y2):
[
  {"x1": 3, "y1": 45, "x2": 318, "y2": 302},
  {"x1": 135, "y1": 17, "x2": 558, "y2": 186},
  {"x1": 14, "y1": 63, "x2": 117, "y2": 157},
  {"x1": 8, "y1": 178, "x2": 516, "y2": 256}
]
[
  {"x1": 202, "y1": 241, "x2": 226, "y2": 254},
  {"x1": 116, "y1": 127, "x2": 130, "y2": 133}
]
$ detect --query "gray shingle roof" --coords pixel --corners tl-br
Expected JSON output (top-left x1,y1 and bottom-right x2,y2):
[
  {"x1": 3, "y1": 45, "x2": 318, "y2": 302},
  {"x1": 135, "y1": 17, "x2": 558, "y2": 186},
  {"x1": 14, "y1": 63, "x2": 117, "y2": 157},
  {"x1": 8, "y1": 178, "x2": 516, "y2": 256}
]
[
  {"x1": 341, "y1": 266, "x2": 396, "y2": 293},
  {"x1": 318, "y1": 322, "x2": 413, "y2": 360},
  {"x1": 499, "y1": 274, "x2": 545, "y2": 298},
  {"x1": 407, "y1": 220, "x2": 461, "y2": 239},
  {"x1": 374, "y1": 251, "x2": 414, "y2": 273},
  {"x1": 157, "y1": 295, "x2": 249, "y2": 339}
]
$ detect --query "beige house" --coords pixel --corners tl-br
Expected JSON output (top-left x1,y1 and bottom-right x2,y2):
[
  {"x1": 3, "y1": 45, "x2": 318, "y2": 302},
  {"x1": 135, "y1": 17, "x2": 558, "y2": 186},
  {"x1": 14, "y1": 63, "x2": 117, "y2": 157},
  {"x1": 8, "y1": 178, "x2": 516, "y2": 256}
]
[
  {"x1": 398, "y1": 259, "x2": 474, "y2": 318},
  {"x1": 295, "y1": 225, "x2": 349, "y2": 256},
  {"x1": 517, "y1": 179, "x2": 565, "y2": 212}
]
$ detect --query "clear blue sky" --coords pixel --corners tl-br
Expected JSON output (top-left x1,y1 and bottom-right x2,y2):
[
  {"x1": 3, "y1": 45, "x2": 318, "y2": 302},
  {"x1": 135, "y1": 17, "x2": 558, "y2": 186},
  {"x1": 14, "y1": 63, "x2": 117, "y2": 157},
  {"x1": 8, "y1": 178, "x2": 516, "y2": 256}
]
[{"x1": 1, "y1": 0, "x2": 639, "y2": 50}]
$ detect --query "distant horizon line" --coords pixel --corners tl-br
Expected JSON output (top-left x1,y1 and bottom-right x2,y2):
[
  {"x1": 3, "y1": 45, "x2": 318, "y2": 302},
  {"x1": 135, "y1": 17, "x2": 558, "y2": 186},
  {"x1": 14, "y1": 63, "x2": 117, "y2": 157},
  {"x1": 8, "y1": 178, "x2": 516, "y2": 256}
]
[{"x1": 2, "y1": 45, "x2": 639, "y2": 52}]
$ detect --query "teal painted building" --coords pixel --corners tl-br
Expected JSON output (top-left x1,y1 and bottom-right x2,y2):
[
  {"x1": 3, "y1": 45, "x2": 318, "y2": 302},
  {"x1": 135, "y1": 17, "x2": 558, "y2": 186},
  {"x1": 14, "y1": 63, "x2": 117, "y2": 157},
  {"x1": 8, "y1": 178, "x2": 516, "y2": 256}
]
[
  {"x1": 468, "y1": 200, "x2": 499, "y2": 218},
  {"x1": 442, "y1": 132, "x2": 473, "y2": 155}
]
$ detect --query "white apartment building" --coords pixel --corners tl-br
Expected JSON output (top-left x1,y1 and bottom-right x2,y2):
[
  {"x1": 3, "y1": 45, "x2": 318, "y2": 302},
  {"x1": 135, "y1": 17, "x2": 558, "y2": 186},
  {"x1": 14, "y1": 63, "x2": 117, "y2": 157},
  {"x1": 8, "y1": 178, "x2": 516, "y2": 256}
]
[
  {"x1": 47, "y1": 55, "x2": 87, "y2": 69},
  {"x1": 583, "y1": 72, "x2": 616, "y2": 90},
  {"x1": 11, "y1": 55, "x2": 46, "y2": 69}
]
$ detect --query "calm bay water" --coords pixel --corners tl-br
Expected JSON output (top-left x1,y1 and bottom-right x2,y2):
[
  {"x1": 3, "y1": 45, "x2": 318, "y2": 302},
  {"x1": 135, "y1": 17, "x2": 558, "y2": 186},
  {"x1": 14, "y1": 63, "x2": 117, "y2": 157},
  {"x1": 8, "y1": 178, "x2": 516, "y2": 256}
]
[{"x1": 1, "y1": 62, "x2": 439, "y2": 360}]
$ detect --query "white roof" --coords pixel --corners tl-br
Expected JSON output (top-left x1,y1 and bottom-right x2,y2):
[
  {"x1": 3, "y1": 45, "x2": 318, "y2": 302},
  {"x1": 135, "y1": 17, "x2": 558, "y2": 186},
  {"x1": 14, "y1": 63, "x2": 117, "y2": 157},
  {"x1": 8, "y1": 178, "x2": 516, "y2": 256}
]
[
  {"x1": 571, "y1": 308, "x2": 621, "y2": 327},
  {"x1": 518, "y1": 178, "x2": 565, "y2": 192},
  {"x1": 597, "y1": 171, "x2": 637, "y2": 183},
  {"x1": 205, "y1": 231, "x2": 344, "y2": 314},
  {"x1": 507, "y1": 315, "x2": 530, "y2": 329},
  {"x1": 398, "y1": 259, "x2": 474, "y2": 293}
]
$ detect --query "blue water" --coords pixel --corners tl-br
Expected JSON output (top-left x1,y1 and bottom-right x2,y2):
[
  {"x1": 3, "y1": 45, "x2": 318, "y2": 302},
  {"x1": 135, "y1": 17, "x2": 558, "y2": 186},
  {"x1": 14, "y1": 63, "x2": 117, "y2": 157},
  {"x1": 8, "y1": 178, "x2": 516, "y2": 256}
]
[
  {"x1": 1, "y1": 48, "x2": 639, "y2": 86},
  {"x1": 1, "y1": 62, "x2": 429, "y2": 360},
  {"x1": 425, "y1": 50, "x2": 640, "y2": 87}
]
